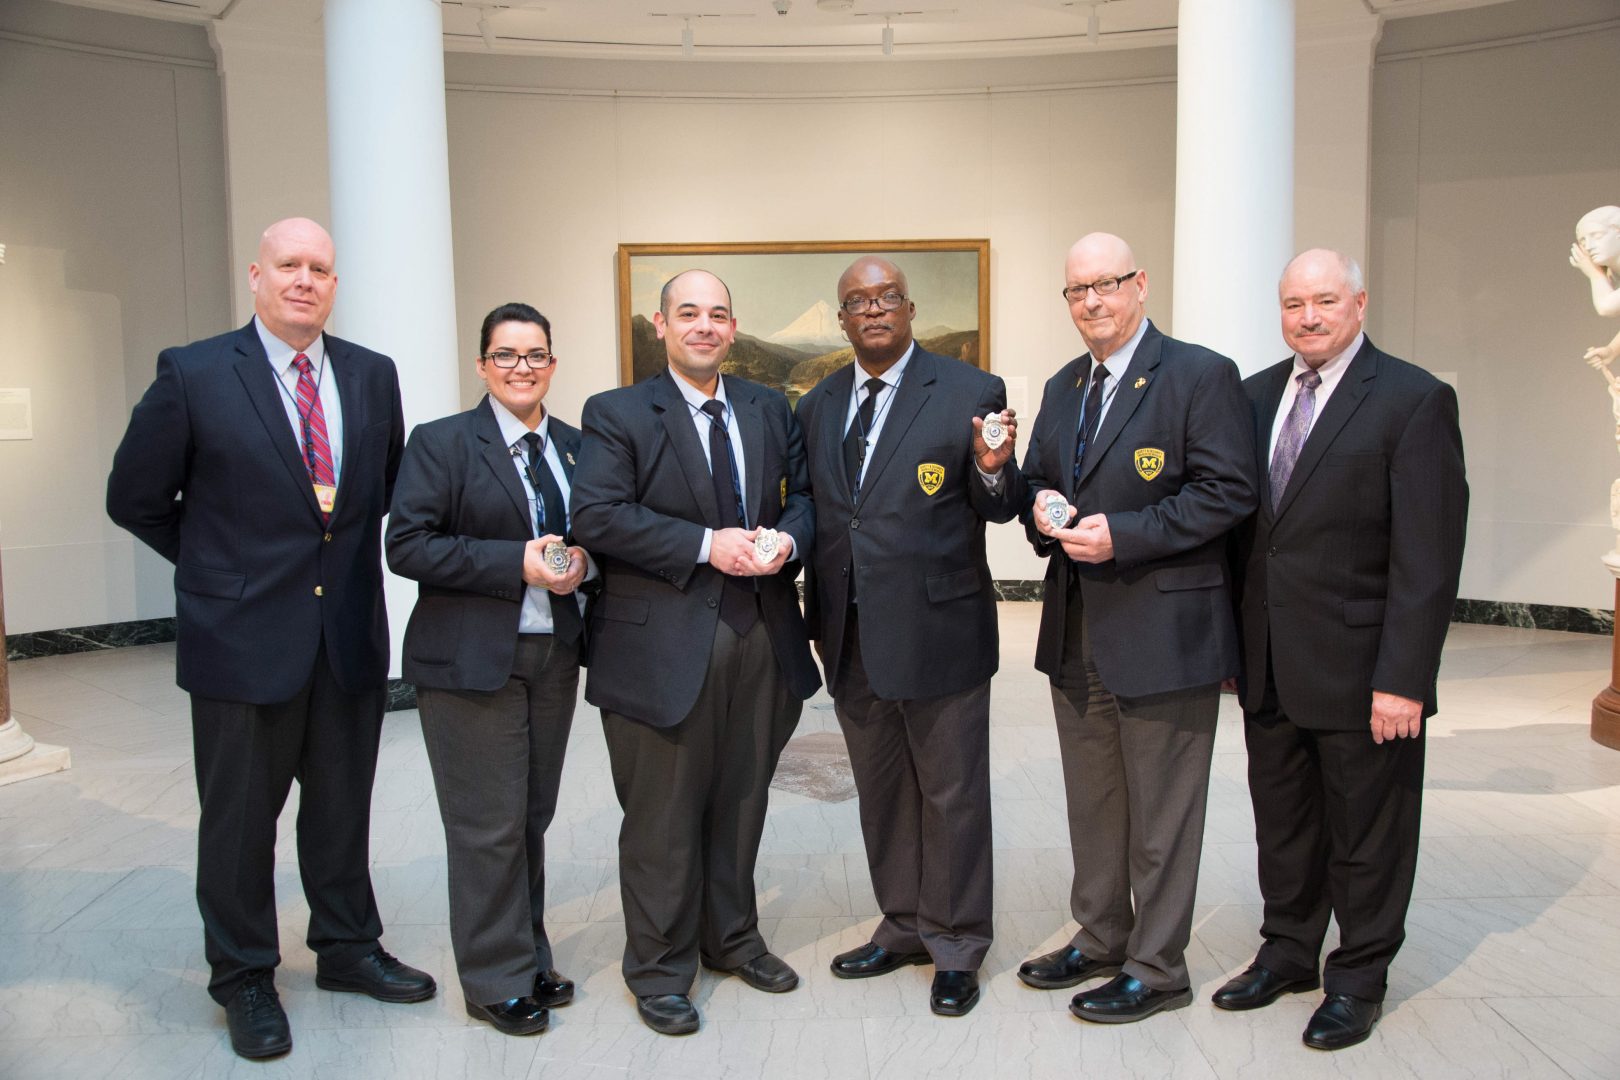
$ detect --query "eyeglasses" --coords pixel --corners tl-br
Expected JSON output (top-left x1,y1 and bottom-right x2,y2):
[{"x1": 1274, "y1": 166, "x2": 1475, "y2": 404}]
[
  {"x1": 840, "y1": 291, "x2": 908, "y2": 315},
  {"x1": 1061, "y1": 271, "x2": 1139, "y2": 303},
  {"x1": 482, "y1": 350, "x2": 556, "y2": 369}
]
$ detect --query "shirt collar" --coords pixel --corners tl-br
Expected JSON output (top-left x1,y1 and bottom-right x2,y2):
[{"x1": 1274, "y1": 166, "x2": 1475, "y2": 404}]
[
  {"x1": 670, "y1": 367, "x2": 732, "y2": 417},
  {"x1": 855, "y1": 340, "x2": 915, "y2": 389},
  {"x1": 488, "y1": 394, "x2": 550, "y2": 449},
  {"x1": 254, "y1": 316, "x2": 326, "y2": 372},
  {"x1": 1091, "y1": 317, "x2": 1150, "y2": 384},
  {"x1": 1292, "y1": 330, "x2": 1364, "y2": 381}
]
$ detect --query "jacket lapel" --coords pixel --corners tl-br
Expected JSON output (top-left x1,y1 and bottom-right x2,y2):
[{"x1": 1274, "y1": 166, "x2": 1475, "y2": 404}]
[
  {"x1": 728, "y1": 378, "x2": 766, "y2": 527},
  {"x1": 232, "y1": 322, "x2": 325, "y2": 523},
  {"x1": 654, "y1": 370, "x2": 725, "y2": 527},
  {"x1": 1077, "y1": 327, "x2": 1162, "y2": 489},
  {"x1": 327, "y1": 333, "x2": 364, "y2": 520},
  {"x1": 1253, "y1": 361, "x2": 1291, "y2": 518},
  {"x1": 855, "y1": 349, "x2": 933, "y2": 511},
  {"x1": 820, "y1": 363, "x2": 858, "y2": 503},
  {"x1": 1272, "y1": 338, "x2": 1378, "y2": 521},
  {"x1": 1047, "y1": 357, "x2": 1087, "y2": 497},
  {"x1": 475, "y1": 396, "x2": 534, "y2": 535}
]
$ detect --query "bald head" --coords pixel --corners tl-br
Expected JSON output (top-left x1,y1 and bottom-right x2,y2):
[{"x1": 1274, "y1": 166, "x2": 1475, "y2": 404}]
[
  {"x1": 660, "y1": 268, "x2": 733, "y2": 316},
  {"x1": 1278, "y1": 248, "x2": 1367, "y2": 368},
  {"x1": 1063, "y1": 232, "x2": 1147, "y2": 361},
  {"x1": 249, "y1": 216, "x2": 337, "y2": 351},
  {"x1": 836, "y1": 256, "x2": 916, "y2": 373}
]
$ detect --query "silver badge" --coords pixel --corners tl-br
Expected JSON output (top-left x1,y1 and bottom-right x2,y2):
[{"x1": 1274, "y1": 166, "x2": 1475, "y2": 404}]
[
  {"x1": 1043, "y1": 493, "x2": 1072, "y2": 530},
  {"x1": 753, "y1": 528, "x2": 782, "y2": 565},
  {"x1": 981, "y1": 411, "x2": 1007, "y2": 451},
  {"x1": 544, "y1": 540, "x2": 571, "y2": 574}
]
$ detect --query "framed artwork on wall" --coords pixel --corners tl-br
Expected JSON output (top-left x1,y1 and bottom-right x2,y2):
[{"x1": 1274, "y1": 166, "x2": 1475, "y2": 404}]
[{"x1": 615, "y1": 239, "x2": 990, "y2": 401}]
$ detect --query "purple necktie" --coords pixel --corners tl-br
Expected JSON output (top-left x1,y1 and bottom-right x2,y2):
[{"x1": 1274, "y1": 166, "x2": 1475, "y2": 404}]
[{"x1": 1269, "y1": 369, "x2": 1323, "y2": 507}]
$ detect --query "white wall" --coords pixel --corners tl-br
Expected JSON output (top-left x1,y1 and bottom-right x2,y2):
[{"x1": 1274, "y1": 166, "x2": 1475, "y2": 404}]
[
  {"x1": 1369, "y1": 17, "x2": 1620, "y2": 610},
  {"x1": 0, "y1": 8, "x2": 230, "y2": 634}
]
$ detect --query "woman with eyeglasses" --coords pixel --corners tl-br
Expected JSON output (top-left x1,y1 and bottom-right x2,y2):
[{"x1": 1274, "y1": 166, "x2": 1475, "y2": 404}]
[{"x1": 386, "y1": 302, "x2": 594, "y2": 1036}]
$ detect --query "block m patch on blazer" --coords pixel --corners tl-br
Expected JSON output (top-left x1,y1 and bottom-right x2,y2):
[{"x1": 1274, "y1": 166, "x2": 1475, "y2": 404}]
[
  {"x1": 1134, "y1": 447, "x2": 1165, "y2": 481},
  {"x1": 917, "y1": 463, "x2": 945, "y2": 496}
]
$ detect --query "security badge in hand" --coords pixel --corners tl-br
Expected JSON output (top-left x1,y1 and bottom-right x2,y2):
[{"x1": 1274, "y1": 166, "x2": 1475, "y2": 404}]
[
  {"x1": 981, "y1": 411, "x2": 1008, "y2": 451},
  {"x1": 753, "y1": 527, "x2": 782, "y2": 565},
  {"x1": 543, "y1": 540, "x2": 571, "y2": 574},
  {"x1": 1043, "y1": 492, "x2": 1073, "y2": 530}
]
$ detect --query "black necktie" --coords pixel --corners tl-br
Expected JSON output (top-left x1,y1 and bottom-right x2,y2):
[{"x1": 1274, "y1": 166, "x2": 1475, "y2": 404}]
[
  {"x1": 521, "y1": 432, "x2": 583, "y2": 644},
  {"x1": 700, "y1": 400, "x2": 757, "y2": 636},
  {"x1": 1071, "y1": 361, "x2": 1109, "y2": 493},
  {"x1": 842, "y1": 376, "x2": 887, "y2": 493}
]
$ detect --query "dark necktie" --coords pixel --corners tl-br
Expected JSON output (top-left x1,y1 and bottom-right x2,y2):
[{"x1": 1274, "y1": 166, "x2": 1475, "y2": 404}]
[
  {"x1": 700, "y1": 400, "x2": 757, "y2": 636},
  {"x1": 842, "y1": 376, "x2": 887, "y2": 494},
  {"x1": 1268, "y1": 369, "x2": 1323, "y2": 507},
  {"x1": 1071, "y1": 361, "x2": 1109, "y2": 492},
  {"x1": 521, "y1": 432, "x2": 583, "y2": 644}
]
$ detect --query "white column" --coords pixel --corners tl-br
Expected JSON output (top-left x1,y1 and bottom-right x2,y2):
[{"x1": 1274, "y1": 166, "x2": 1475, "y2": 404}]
[
  {"x1": 1173, "y1": 0, "x2": 1294, "y2": 377},
  {"x1": 324, "y1": 0, "x2": 462, "y2": 677},
  {"x1": 1295, "y1": 11, "x2": 1383, "y2": 268}
]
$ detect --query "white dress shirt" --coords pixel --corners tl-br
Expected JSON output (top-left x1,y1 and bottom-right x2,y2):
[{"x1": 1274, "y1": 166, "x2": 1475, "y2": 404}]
[
  {"x1": 1266, "y1": 331, "x2": 1363, "y2": 460},
  {"x1": 257, "y1": 317, "x2": 343, "y2": 484}
]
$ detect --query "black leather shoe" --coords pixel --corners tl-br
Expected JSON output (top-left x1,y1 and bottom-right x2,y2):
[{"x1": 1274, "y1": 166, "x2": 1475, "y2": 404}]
[
  {"x1": 315, "y1": 947, "x2": 437, "y2": 1003},
  {"x1": 829, "y1": 942, "x2": 931, "y2": 980},
  {"x1": 466, "y1": 996, "x2": 550, "y2": 1036},
  {"x1": 705, "y1": 952, "x2": 799, "y2": 993},
  {"x1": 1211, "y1": 964, "x2": 1321, "y2": 1011},
  {"x1": 1017, "y1": 945, "x2": 1122, "y2": 990},
  {"x1": 930, "y1": 970, "x2": 980, "y2": 1016},
  {"x1": 1303, "y1": 993, "x2": 1382, "y2": 1050},
  {"x1": 1069, "y1": 974, "x2": 1192, "y2": 1024},
  {"x1": 224, "y1": 972, "x2": 292, "y2": 1060},
  {"x1": 533, "y1": 969, "x2": 574, "y2": 1008},
  {"x1": 636, "y1": 993, "x2": 700, "y2": 1036}
]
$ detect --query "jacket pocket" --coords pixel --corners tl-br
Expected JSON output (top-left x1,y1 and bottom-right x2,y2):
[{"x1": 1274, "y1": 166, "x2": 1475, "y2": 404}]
[
  {"x1": 925, "y1": 567, "x2": 982, "y2": 603},
  {"x1": 596, "y1": 594, "x2": 650, "y2": 625},
  {"x1": 175, "y1": 564, "x2": 245, "y2": 600},
  {"x1": 1342, "y1": 598, "x2": 1386, "y2": 626},
  {"x1": 1152, "y1": 564, "x2": 1224, "y2": 592}
]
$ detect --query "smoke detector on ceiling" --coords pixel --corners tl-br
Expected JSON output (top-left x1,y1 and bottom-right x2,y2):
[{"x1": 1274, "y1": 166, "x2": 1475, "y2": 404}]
[{"x1": 816, "y1": 0, "x2": 856, "y2": 10}]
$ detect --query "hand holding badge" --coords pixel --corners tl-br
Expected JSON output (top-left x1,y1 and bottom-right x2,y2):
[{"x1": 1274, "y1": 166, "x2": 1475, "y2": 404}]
[
  {"x1": 753, "y1": 527, "x2": 782, "y2": 566},
  {"x1": 543, "y1": 540, "x2": 571, "y2": 575},
  {"x1": 973, "y1": 408, "x2": 1017, "y2": 472},
  {"x1": 981, "y1": 412, "x2": 1008, "y2": 451},
  {"x1": 1042, "y1": 491, "x2": 1075, "y2": 532}
]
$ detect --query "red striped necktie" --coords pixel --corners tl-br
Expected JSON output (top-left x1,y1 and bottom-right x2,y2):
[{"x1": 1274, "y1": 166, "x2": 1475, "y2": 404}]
[{"x1": 292, "y1": 353, "x2": 335, "y2": 520}]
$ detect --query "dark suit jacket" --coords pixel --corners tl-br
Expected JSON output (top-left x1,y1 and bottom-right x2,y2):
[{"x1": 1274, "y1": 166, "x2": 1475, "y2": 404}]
[
  {"x1": 106, "y1": 320, "x2": 404, "y2": 704},
  {"x1": 796, "y1": 348, "x2": 1024, "y2": 701},
  {"x1": 569, "y1": 370, "x2": 820, "y2": 728},
  {"x1": 385, "y1": 396, "x2": 588, "y2": 692},
  {"x1": 1235, "y1": 337, "x2": 1468, "y2": 729},
  {"x1": 1020, "y1": 323, "x2": 1257, "y2": 699}
]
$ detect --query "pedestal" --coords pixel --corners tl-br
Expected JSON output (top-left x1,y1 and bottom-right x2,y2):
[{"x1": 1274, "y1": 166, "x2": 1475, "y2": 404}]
[
  {"x1": 1592, "y1": 576, "x2": 1620, "y2": 751},
  {"x1": 0, "y1": 717, "x2": 69, "y2": 787}
]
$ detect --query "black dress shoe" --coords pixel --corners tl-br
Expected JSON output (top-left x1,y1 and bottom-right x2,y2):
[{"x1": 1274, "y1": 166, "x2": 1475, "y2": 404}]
[
  {"x1": 637, "y1": 993, "x2": 700, "y2": 1036},
  {"x1": 224, "y1": 972, "x2": 292, "y2": 1060},
  {"x1": 1069, "y1": 974, "x2": 1192, "y2": 1024},
  {"x1": 466, "y1": 996, "x2": 550, "y2": 1036},
  {"x1": 533, "y1": 969, "x2": 574, "y2": 1008},
  {"x1": 705, "y1": 952, "x2": 799, "y2": 993},
  {"x1": 1303, "y1": 993, "x2": 1382, "y2": 1050},
  {"x1": 1211, "y1": 964, "x2": 1320, "y2": 1011},
  {"x1": 829, "y1": 942, "x2": 931, "y2": 980},
  {"x1": 930, "y1": 970, "x2": 981, "y2": 1016},
  {"x1": 1017, "y1": 945, "x2": 1123, "y2": 990},
  {"x1": 315, "y1": 947, "x2": 437, "y2": 1003}
]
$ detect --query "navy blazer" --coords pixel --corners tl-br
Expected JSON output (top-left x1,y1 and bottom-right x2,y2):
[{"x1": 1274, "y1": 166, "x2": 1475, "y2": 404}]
[
  {"x1": 1235, "y1": 337, "x2": 1468, "y2": 729},
  {"x1": 1020, "y1": 323, "x2": 1257, "y2": 698},
  {"x1": 796, "y1": 348, "x2": 1025, "y2": 701},
  {"x1": 386, "y1": 396, "x2": 588, "y2": 692},
  {"x1": 107, "y1": 320, "x2": 405, "y2": 704},
  {"x1": 570, "y1": 370, "x2": 820, "y2": 727}
]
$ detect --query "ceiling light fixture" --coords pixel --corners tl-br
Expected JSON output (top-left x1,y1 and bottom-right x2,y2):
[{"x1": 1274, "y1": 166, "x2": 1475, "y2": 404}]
[
  {"x1": 1087, "y1": 3, "x2": 1099, "y2": 46},
  {"x1": 882, "y1": 20, "x2": 893, "y2": 55},
  {"x1": 682, "y1": 18, "x2": 695, "y2": 56}
]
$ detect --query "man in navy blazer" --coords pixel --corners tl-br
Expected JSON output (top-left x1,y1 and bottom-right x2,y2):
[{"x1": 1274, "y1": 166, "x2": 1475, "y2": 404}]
[
  {"x1": 1213, "y1": 249, "x2": 1467, "y2": 1051},
  {"x1": 570, "y1": 269, "x2": 819, "y2": 1036},
  {"x1": 106, "y1": 218, "x2": 433, "y2": 1061},
  {"x1": 796, "y1": 255, "x2": 1024, "y2": 1018},
  {"x1": 1017, "y1": 232, "x2": 1256, "y2": 1025}
]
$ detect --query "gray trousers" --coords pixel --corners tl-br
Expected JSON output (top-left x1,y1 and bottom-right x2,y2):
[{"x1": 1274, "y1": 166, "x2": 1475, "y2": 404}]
[
  {"x1": 834, "y1": 609, "x2": 994, "y2": 971},
  {"x1": 1052, "y1": 603, "x2": 1218, "y2": 991},
  {"x1": 418, "y1": 634, "x2": 579, "y2": 1006},
  {"x1": 602, "y1": 619, "x2": 801, "y2": 997}
]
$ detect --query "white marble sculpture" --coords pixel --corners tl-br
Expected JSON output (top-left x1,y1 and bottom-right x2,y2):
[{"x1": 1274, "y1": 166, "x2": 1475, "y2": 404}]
[{"x1": 1571, "y1": 206, "x2": 1620, "y2": 567}]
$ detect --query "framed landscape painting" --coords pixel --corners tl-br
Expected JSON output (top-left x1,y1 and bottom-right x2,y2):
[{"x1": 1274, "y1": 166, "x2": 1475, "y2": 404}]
[{"x1": 615, "y1": 239, "x2": 990, "y2": 402}]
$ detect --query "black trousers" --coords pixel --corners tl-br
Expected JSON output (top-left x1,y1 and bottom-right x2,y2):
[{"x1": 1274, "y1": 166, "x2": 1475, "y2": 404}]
[
  {"x1": 190, "y1": 642, "x2": 385, "y2": 1004},
  {"x1": 418, "y1": 634, "x2": 578, "y2": 1005},
  {"x1": 834, "y1": 607, "x2": 994, "y2": 971},
  {"x1": 1244, "y1": 673, "x2": 1425, "y2": 1002},
  {"x1": 602, "y1": 618, "x2": 800, "y2": 997}
]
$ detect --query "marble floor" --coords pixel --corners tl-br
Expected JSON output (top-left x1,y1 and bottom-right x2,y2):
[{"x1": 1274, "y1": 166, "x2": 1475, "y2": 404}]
[{"x1": 3, "y1": 607, "x2": 1620, "y2": 1079}]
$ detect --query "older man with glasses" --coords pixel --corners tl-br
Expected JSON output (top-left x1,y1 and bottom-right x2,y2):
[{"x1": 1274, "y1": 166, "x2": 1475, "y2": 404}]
[{"x1": 1014, "y1": 232, "x2": 1256, "y2": 1024}]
